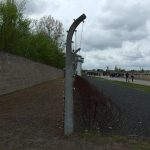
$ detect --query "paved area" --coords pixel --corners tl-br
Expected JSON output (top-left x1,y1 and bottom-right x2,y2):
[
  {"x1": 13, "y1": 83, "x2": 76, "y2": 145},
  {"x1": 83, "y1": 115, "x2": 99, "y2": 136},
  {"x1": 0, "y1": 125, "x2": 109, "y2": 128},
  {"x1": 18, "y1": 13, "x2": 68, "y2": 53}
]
[
  {"x1": 100, "y1": 76, "x2": 150, "y2": 86},
  {"x1": 87, "y1": 77, "x2": 150, "y2": 137}
]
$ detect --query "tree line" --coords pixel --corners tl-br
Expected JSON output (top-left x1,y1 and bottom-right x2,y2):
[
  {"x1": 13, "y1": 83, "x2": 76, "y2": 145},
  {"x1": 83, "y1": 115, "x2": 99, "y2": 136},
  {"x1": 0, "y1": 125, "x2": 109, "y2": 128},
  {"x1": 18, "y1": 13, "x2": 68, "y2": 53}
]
[{"x1": 0, "y1": 0, "x2": 65, "y2": 69}]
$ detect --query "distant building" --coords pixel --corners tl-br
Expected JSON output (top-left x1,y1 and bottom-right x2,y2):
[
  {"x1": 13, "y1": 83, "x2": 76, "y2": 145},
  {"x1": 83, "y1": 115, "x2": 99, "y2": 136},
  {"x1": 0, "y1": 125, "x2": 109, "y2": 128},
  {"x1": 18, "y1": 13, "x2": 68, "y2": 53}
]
[{"x1": 84, "y1": 69, "x2": 103, "y2": 76}]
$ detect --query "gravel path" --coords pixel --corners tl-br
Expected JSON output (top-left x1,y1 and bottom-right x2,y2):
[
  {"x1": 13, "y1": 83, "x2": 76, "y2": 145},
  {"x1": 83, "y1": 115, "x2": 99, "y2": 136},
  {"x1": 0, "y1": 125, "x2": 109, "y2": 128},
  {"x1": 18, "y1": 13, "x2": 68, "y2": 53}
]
[
  {"x1": 87, "y1": 77, "x2": 150, "y2": 137},
  {"x1": 0, "y1": 78, "x2": 131, "y2": 150},
  {"x1": 0, "y1": 78, "x2": 65, "y2": 150}
]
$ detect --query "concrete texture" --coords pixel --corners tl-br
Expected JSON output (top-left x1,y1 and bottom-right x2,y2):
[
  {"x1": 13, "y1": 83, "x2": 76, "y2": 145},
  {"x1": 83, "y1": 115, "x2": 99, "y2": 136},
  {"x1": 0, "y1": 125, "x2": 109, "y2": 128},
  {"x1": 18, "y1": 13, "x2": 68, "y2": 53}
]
[{"x1": 0, "y1": 52, "x2": 63, "y2": 95}]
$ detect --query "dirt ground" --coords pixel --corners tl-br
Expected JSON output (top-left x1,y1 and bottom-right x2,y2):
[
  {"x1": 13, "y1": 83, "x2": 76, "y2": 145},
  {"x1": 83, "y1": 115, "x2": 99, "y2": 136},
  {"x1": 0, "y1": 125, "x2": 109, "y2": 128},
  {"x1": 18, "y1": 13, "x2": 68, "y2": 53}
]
[{"x1": 0, "y1": 78, "x2": 132, "y2": 150}]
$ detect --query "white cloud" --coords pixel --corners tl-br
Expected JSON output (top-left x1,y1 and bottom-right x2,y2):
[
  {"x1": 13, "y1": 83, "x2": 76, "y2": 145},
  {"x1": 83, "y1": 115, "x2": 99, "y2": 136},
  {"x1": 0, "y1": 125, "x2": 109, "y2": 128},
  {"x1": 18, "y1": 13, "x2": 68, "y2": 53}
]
[{"x1": 24, "y1": 0, "x2": 150, "y2": 70}]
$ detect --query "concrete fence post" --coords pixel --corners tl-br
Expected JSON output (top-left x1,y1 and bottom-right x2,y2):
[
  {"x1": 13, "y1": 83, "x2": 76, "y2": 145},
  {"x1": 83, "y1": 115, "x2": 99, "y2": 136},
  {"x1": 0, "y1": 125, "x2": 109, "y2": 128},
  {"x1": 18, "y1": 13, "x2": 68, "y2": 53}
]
[{"x1": 64, "y1": 14, "x2": 86, "y2": 135}]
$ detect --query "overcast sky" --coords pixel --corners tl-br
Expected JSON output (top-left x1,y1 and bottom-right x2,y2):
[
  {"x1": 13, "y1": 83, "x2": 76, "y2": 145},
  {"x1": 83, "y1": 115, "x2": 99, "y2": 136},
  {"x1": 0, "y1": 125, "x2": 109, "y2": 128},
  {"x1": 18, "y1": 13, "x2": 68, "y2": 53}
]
[{"x1": 25, "y1": 0, "x2": 150, "y2": 70}]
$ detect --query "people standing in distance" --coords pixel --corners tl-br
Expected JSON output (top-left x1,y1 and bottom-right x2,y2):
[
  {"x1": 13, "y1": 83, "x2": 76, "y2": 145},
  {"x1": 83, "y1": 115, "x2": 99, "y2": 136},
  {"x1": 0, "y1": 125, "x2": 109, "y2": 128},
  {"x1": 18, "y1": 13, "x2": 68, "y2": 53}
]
[
  {"x1": 131, "y1": 73, "x2": 134, "y2": 82},
  {"x1": 125, "y1": 72, "x2": 129, "y2": 82}
]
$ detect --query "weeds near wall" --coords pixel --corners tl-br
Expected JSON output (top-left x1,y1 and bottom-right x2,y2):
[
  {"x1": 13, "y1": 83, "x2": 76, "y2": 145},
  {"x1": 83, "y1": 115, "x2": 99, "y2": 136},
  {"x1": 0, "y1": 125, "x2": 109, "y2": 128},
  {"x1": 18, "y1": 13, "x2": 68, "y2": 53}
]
[{"x1": 74, "y1": 75, "x2": 121, "y2": 133}]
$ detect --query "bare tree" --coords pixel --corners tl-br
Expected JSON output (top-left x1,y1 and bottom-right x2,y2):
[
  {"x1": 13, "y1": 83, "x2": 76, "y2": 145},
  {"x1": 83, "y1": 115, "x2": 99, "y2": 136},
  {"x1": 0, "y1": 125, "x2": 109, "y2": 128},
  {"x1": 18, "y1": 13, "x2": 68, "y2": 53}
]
[{"x1": 34, "y1": 15, "x2": 64, "y2": 48}]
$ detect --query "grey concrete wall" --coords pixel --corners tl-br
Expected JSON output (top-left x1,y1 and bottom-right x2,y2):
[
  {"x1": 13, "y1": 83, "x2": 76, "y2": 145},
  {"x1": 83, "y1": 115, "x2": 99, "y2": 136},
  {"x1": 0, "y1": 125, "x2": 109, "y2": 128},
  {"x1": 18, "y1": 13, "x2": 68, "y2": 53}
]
[{"x1": 0, "y1": 52, "x2": 63, "y2": 95}]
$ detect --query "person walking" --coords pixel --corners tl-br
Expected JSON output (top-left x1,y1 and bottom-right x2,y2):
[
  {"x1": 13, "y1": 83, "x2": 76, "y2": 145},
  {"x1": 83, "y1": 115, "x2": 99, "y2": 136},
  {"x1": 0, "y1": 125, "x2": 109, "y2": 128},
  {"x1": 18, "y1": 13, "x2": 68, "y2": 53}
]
[
  {"x1": 125, "y1": 72, "x2": 129, "y2": 82},
  {"x1": 131, "y1": 73, "x2": 134, "y2": 82}
]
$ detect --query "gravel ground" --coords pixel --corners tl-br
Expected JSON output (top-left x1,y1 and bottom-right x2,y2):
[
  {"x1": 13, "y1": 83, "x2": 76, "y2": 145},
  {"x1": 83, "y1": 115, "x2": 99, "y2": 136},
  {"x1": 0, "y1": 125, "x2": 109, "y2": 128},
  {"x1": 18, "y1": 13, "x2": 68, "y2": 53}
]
[
  {"x1": 87, "y1": 77, "x2": 150, "y2": 137},
  {"x1": 0, "y1": 78, "x2": 132, "y2": 150},
  {"x1": 0, "y1": 78, "x2": 64, "y2": 150}
]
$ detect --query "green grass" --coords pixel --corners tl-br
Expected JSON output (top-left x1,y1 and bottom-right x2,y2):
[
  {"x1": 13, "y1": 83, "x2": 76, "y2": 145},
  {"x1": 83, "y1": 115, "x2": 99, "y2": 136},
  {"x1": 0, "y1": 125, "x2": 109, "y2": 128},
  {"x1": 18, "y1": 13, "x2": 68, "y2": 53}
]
[
  {"x1": 110, "y1": 80, "x2": 150, "y2": 93},
  {"x1": 75, "y1": 131, "x2": 150, "y2": 150},
  {"x1": 93, "y1": 77, "x2": 150, "y2": 93}
]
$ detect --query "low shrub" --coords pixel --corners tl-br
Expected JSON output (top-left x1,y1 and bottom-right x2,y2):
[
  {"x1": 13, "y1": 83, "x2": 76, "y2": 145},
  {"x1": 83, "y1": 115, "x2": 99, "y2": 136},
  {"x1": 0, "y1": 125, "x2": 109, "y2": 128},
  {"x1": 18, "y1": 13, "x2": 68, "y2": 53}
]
[{"x1": 74, "y1": 75, "x2": 121, "y2": 133}]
